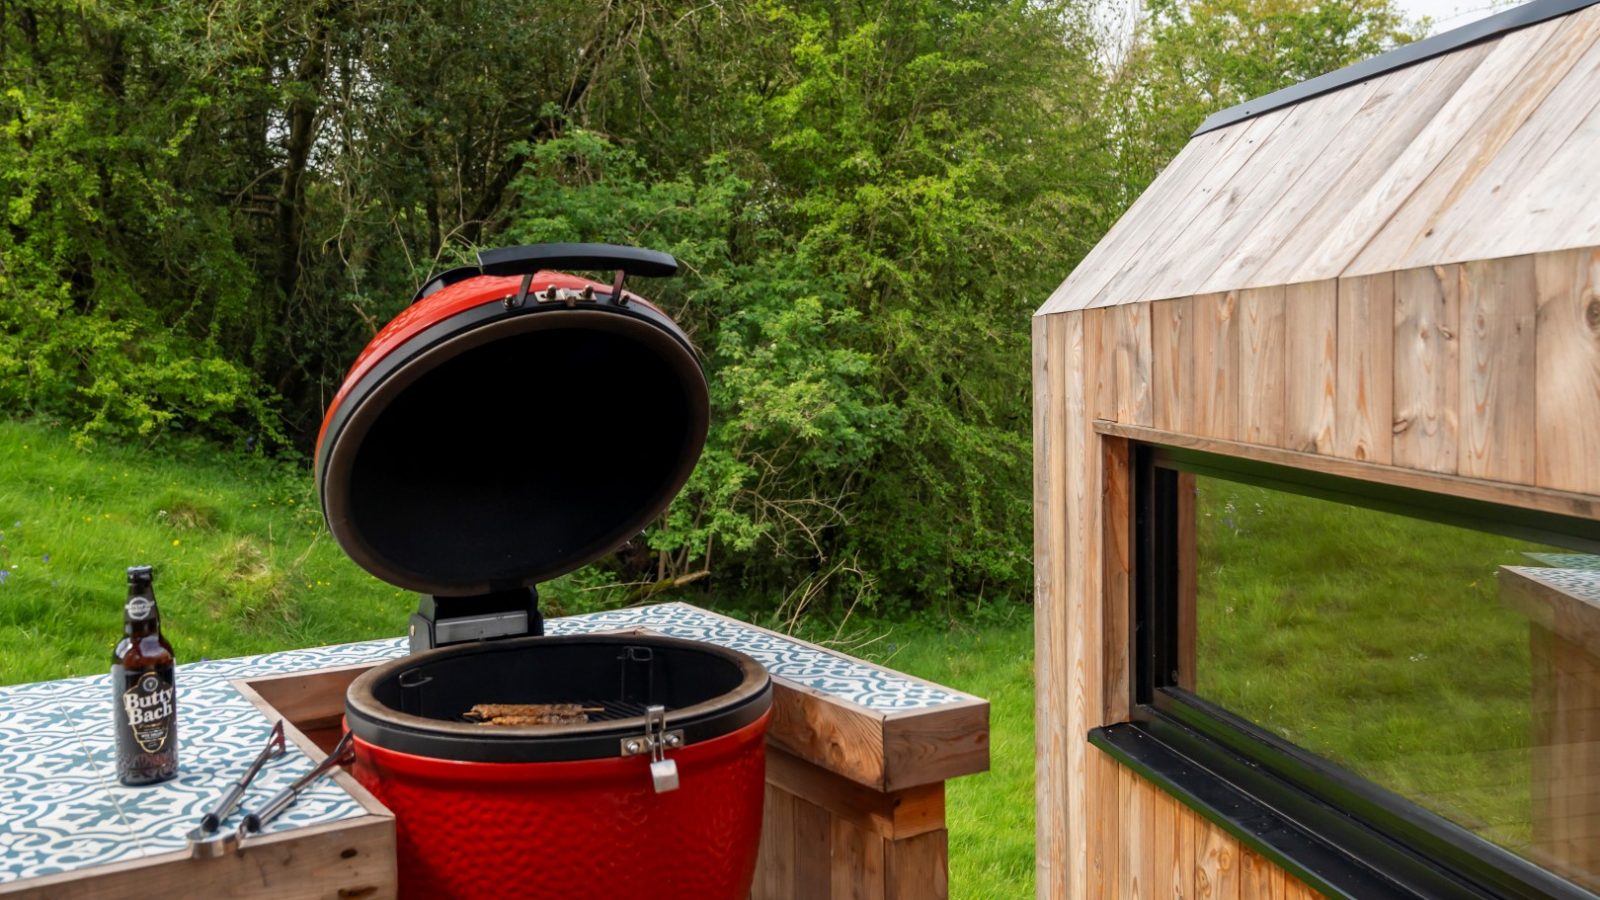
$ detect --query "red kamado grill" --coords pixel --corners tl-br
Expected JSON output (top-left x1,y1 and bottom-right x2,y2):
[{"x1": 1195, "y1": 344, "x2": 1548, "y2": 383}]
[{"x1": 314, "y1": 244, "x2": 771, "y2": 899}]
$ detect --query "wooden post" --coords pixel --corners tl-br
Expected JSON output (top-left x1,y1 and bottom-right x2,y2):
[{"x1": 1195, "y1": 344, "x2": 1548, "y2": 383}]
[{"x1": 1499, "y1": 566, "x2": 1600, "y2": 891}]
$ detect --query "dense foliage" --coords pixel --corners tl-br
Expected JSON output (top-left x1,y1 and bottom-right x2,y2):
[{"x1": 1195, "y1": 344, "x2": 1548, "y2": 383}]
[{"x1": 0, "y1": 0, "x2": 1417, "y2": 609}]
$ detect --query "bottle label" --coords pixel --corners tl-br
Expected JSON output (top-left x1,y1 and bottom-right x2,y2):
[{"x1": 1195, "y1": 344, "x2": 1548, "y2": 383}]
[
  {"x1": 121, "y1": 670, "x2": 175, "y2": 753},
  {"x1": 125, "y1": 596, "x2": 153, "y2": 621}
]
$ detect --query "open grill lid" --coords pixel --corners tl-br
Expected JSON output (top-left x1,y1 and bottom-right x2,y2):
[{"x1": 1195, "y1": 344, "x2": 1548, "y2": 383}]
[{"x1": 315, "y1": 244, "x2": 708, "y2": 597}]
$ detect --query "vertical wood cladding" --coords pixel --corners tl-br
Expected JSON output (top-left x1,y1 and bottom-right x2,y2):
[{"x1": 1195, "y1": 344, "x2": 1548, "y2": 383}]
[{"x1": 1035, "y1": 247, "x2": 1600, "y2": 900}]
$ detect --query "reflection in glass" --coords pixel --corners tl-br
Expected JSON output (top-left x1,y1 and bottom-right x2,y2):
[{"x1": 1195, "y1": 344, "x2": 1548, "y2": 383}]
[{"x1": 1189, "y1": 476, "x2": 1600, "y2": 890}]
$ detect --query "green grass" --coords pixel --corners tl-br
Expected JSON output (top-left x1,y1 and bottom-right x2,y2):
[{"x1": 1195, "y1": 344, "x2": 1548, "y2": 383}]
[
  {"x1": 0, "y1": 418, "x2": 1038, "y2": 898},
  {"x1": 1194, "y1": 476, "x2": 1551, "y2": 855},
  {"x1": 0, "y1": 420, "x2": 404, "y2": 683},
  {"x1": 790, "y1": 609, "x2": 1036, "y2": 898}
]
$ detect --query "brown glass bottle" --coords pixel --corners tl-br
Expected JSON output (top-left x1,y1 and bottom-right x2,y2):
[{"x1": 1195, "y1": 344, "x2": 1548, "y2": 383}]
[{"x1": 112, "y1": 565, "x2": 177, "y2": 785}]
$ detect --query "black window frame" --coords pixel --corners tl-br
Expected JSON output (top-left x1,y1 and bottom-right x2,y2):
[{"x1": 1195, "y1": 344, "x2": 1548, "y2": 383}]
[{"x1": 1090, "y1": 442, "x2": 1600, "y2": 900}]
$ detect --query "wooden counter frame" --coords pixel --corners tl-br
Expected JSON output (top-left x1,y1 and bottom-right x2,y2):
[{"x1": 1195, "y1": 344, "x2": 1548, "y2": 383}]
[
  {"x1": 1036, "y1": 247, "x2": 1600, "y2": 899},
  {"x1": 227, "y1": 622, "x2": 987, "y2": 900},
  {"x1": 0, "y1": 672, "x2": 396, "y2": 900}
]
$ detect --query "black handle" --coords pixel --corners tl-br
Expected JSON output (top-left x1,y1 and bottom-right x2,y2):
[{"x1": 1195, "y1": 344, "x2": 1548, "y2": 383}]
[{"x1": 476, "y1": 243, "x2": 678, "y2": 279}]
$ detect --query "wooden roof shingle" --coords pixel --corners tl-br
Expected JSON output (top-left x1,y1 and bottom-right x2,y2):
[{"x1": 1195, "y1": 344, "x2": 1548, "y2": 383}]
[{"x1": 1039, "y1": 0, "x2": 1600, "y2": 315}]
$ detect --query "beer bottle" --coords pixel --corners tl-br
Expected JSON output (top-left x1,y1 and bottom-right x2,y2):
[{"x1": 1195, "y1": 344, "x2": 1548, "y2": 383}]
[{"x1": 112, "y1": 565, "x2": 177, "y2": 785}]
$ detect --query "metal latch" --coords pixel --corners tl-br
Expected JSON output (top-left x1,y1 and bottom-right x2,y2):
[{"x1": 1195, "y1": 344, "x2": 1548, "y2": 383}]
[
  {"x1": 621, "y1": 704, "x2": 683, "y2": 793},
  {"x1": 504, "y1": 279, "x2": 597, "y2": 310}
]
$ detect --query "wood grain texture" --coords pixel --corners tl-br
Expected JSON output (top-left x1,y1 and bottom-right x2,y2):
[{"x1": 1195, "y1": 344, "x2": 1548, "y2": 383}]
[
  {"x1": 1037, "y1": 12, "x2": 1600, "y2": 315},
  {"x1": 1153, "y1": 297, "x2": 1195, "y2": 433},
  {"x1": 1119, "y1": 764, "x2": 1141, "y2": 900},
  {"x1": 1193, "y1": 292, "x2": 1241, "y2": 440},
  {"x1": 1459, "y1": 255, "x2": 1537, "y2": 482},
  {"x1": 1335, "y1": 272, "x2": 1395, "y2": 463},
  {"x1": 1084, "y1": 113, "x2": 1286, "y2": 311},
  {"x1": 831, "y1": 817, "x2": 887, "y2": 900},
  {"x1": 1195, "y1": 817, "x2": 1241, "y2": 900},
  {"x1": 755, "y1": 785, "x2": 797, "y2": 899},
  {"x1": 1116, "y1": 303, "x2": 1155, "y2": 426},
  {"x1": 1178, "y1": 805, "x2": 1198, "y2": 900},
  {"x1": 1041, "y1": 124, "x2": 1251, "y2": 315},
  {"x1": 1191, "y1": 67, "x2": 1402, "y2": 295},
  {"x1": 1419, "y1": 26, "x2": 1600, "y2": 268},
  {"x1": 1251, "y1": 41, "x2": 1493, "y2": 287},
  {"x1": 1088, "y1": 750, "x2": 1120, "y2": 899},
  {"x1": 881, "y1": 699, "x2": 989, "y2": 793},
  {"x1": 1034, "y1": 313, "x2": 1075, "y2": 900},
  {"x1": 1137, "y1": 87, "x2": 1378, "y2": 305},
  {"x1": 765, "y1": 748, "x2": 945, "y2": 840},
  {"x1": 232, "y1": 669, "x2": 392, "y2": 819},
  {"x1": 1534, "y1": 248, "x2": 1600, "y2": 494},
  {"x1": 884, "y1": 830, "x2": 948, "y2": 900},
  {"x1": 1148, "y1": 788, "x2": 1181, "y2": 899},
  {"x1": 1283, "y1": 879, "x2": 1325, "y2": 900},
  {"x1": 1300, "y1": 15, "x2": 1559, "y2": 280},
  {"x1": 1088, "y1": 307, "x2": 1118, "y2": 421},
  {"x1": 1066, "y1": 309, "x2": 1106, "y2": 900},
  {"x1": 767, "y1": 684, "x2": 889, "y2": 789},
  {"x1": 1240, "y1": 848, "x2": 1285, "y2": 899},
  {"x1": 1094, "y1": 421, "x2": 1600, "y2": 521},
  {"x1": 1238, "y1": 286, "x2": 1286, "y2": 446},
  {"x1": 1393, "y1": 265, "x2": 1461, "y2": 472},
  {"x1": 0, "y1": 817, "x2": 397, "y2": 900},
  {"x1": 1515, "y1": 80, "x2": 1600, "y2": 253},
  {"x1": 1346, "y1": 7, "x2": 1600, "y2": 276},
  {"x1": 1284, "y1": 281, "x2": 1338, "y2": 453},
  {"x1": 1102, "y1": 436, "x2": 1133, "y2": 723},
  {"x1": 664, "y1": 606, "x2": 988, "y2": 793},
  {"x1": 794, "y1": 796, "x2": 834, "y2": 900}
]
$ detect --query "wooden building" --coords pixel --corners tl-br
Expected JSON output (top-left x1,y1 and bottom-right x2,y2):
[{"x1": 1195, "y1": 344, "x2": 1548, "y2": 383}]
[{"x1": 1033, "y1": 0, "x2": 1600, "y2": 896}]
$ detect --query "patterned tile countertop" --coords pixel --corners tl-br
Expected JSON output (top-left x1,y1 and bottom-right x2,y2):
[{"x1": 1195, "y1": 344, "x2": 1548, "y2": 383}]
[
  {"x1": 1504, "y1": 565, "x2": 1600, "y2": 607},
  {"x1": 1522, "y1": 552, "x2": 1600, "y2": 572},
  {"x1": 0, "y1": 601, "x2": 968, "y2": 884}
]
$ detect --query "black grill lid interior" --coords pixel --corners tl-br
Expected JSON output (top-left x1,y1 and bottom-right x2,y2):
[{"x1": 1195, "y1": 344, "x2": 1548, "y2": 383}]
[{"x1": 323, "y1": 306, "x2": 709, "y2": 596}]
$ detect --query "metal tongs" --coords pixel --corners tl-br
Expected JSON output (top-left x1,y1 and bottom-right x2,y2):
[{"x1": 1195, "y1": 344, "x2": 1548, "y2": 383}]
[
  {"x1": 186, "y1": 720, "x2": 287, "y2": 858},
  {"x1": 237, "y1": 730, "x2": 356, "y2": 841}
]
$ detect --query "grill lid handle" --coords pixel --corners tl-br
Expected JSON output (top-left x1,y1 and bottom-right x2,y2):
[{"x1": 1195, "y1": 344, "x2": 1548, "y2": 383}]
[
  {"x1": 414, "y1": 243, "x2": 679, "y2": 305},
  {"x1": 476, "y1": 243, "x2": 679, "y2": 279}
]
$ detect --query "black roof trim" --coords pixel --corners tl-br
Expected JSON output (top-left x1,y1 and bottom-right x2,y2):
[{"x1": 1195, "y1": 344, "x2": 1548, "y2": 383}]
[{"x1": 1193, "y1": 0, "x2": 1600, "y2": 136}]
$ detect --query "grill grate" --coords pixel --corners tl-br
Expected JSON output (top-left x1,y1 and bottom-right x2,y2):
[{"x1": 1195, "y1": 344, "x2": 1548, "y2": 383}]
[
  {"x1": 579, "y1": 699, "x2": 655, "y2": 722},
  {"x1": 455, "y1": 699, "x2": 663, "y2": 724}
]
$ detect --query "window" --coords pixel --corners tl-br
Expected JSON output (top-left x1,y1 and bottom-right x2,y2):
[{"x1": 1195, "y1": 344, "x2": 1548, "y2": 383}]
[{"x1": 1108, "y1": 444, "x2": 1600, "y2": 899}]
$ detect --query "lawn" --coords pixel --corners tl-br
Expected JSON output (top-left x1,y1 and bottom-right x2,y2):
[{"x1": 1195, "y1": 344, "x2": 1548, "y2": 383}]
[
  {"x1": 0, "y1": 418, "x2": 1036, "y2": 898},
  {"x1": 1193, "y1": 475, "x2": 1556, "y2": 859}
]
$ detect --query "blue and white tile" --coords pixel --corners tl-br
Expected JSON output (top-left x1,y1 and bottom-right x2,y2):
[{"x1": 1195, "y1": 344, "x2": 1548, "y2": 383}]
[
  {"x1": 0, "y1": 704, "x2": 140, "y2": 881},
  {"x1": 1506, "y1": 565, "x2": 1600, "y2": 606},
  {"x1": 1523, "y1": 552, "x2": 1600, "y2": 571},
  {"x1": 566, "y1": 603, "x2": 970, "y2": 711},
  {"x1": 0, "y1": 602, "x2": 965, "y2": 884}
]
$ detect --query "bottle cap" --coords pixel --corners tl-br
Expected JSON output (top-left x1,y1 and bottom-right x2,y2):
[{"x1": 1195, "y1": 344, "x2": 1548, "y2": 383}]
[{"x1": 127, "y1": 565, "x2": 154, "y2": 584}]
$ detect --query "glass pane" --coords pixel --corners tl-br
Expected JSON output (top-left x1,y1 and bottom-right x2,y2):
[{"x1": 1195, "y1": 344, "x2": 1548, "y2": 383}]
[{"x1": 1188, "y1": 473, "x2": 1600, "y2": 891}]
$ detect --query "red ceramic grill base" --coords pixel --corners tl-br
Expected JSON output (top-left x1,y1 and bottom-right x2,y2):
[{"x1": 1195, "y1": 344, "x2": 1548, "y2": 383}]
[{"x1": 351, "y1": 712, "x2": 769, "y2": 899}]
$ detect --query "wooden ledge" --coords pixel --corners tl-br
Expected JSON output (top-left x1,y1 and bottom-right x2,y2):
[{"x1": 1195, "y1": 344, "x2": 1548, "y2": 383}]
[
  {"x1": 1095, "y1": 421, "x2": 1600, "y2": 522},
  {"x1": 234, "y1": 612, "x2": 991, "y2": 795}
]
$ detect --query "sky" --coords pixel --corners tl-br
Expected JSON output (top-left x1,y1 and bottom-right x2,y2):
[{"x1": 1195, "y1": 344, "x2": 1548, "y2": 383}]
[
  {"x1": 1399, "y1": 0, "x2": 1512, "y2": 34},
  {"x1": 1096, "y1": 0, "x2": 1518, "y2": 64}
]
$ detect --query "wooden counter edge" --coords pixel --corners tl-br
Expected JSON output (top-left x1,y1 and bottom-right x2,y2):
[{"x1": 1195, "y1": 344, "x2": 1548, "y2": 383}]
[
  {"x1": 231, "y1": 669, "x2": 393, "y2": 819},
  {"x1": 1095, "y1": 421, "x2": 1600, "y2": 521},
  {"x1": 683, "y1": 606, "x2": 992, "y2": 792},
  {"x1": 0, "y1": 815, "x2": 395, "y2": 900}
]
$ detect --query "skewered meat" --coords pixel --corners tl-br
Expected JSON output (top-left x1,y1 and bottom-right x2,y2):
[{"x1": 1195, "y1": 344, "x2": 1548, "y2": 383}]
[{"x1": 464, "y1": 703, "x2": 605, "y2": 726}]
